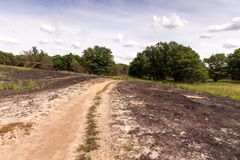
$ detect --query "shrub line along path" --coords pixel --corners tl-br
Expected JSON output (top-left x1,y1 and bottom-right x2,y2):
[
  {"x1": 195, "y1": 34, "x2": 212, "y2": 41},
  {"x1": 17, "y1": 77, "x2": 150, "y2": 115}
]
[{"x1": 0, "y1": 79, "x2": 118, "y2": 160}]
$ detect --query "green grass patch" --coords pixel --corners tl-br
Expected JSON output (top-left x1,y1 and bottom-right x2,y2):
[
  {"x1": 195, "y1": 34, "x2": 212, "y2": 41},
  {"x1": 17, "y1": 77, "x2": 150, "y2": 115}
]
[
  {"x1": 109, "y1": 76, "x2": 240, "y2": 101},
  {"x1": 171, "y1": 81, "x2": 240, "y2": 100},
  {"x1": 0, "y1": 80, "x2": 44, "y2": 91}
]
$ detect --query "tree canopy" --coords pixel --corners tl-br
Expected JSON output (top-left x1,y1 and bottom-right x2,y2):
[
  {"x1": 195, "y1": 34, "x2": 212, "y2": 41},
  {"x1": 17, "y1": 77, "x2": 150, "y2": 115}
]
[
  {"x1": 52, "y1": 53, "x2": 83, "y2": 72},
  {"x1": 18, "y1": 47, "x2": 53, "y2": 70},
  {"x1": 204, "y1": 53, "x2": 228, "y2": 81},
  {"x1": 0, "y1": 51, "x2": 16, "y2": 65},
  {"x1": 81, "y1": 46, "x2": 116, "y2": 75},
  {"x1": 129, "y1": 41, "x2": 208, "y2": 83},
  {"x1": 228, "y1": 49, "x2": 240, "y2": 80}
]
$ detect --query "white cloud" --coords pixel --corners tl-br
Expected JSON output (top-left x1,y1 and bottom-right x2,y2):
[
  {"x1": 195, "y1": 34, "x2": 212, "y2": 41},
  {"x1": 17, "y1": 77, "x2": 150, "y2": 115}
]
[
  {"x1": 55, "y1": 39, "x2": 63, "y2": 45},
  {"x1": 113, "y1": 33, "x2": 124, "y2": 42},
  {"x1": 199, "y1": 33, "x2": 215, "y2": 39},
  {"x1": 0, "y1": 36, "x2": 20, "y2": 44},
  {"x1": 153, "y1": 14, "x2": 186, "y2": 30},
  {"x1": 123, "y1": 40, "x2": 138, "y2": 48},
  {"x1": 72, "y1": 41, "x2": 81, "y2": 49},
  {"x1": 223, "y1": 39, "x2": 240, "y2": 48},
  {"x1": 39, "y1": 39, "x2": 49, "y2": 44},
  {"x1": 208, "y1": 17, "x2": 240, "y2": 32},
  {"x1": 40, "y1": 24, "x2": 56, "y2": 34}
]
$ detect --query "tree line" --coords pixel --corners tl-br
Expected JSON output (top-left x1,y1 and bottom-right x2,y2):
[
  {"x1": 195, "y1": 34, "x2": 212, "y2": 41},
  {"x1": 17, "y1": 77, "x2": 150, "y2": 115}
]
[
  {"x1": 203, "y1": 50, "x2": 240, "y2": 81},
  {"x1": 129, "y1": 41, "x2": 240, "y2": 82},
  {"x1": 0, "y1": 46, "x2": 128, "y2": 76},
  {"x1": 0, "y1": 42, "x2": 239, "y2": 82}
]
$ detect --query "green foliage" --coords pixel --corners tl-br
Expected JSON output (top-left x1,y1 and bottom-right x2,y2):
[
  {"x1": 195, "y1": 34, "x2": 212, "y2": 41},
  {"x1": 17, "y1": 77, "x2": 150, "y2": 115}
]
[
  {"x1": 129, "y1": 53, "x2": 150, "y2": 78},
  {"x1": 52, "y1": 55, "x2": 65, "y2": 70},
  {"x1": 204, "y1": 53, "x2": 228, "y2": 81},
  {"x1": 82, "y1": 46, "x2": 116, "y2": 75},
  {"x1": 0, "y1": 51, "x2": 16, "y2": 65},
  {"x1": 0, "y1": 80, "x2": 40, "y2": 91},
  {"x1": 227, "y1": 49, "x2": 240, "y2": 80},
  {"x1": 52, "y1": 53, "x2": 83, "y2": 72},
  {"x1": 144, "y1": 44, "x2": 166, "y2": 80},
  {"x1": 129, "y1": 41, "x2": 208, "y2": 83},
  {"x1": 166, "y1": 42, "x2": 208, "y2": 83}
]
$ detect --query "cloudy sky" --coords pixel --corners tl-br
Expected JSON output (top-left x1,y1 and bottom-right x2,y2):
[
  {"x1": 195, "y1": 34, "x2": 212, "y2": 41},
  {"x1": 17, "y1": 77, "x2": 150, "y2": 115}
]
[{"x1": 0, "y1": 0, "x2": 240, "y2": 64}]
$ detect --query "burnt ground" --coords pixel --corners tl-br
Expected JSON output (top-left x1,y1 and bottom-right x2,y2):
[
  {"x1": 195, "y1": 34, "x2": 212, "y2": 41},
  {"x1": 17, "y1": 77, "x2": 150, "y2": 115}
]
[
  {"x1": 110, "y1": 81, "x2": 240, "y2": 160},
  {"x1": 0, "y1": 66, "x2": 97, "y2": 98},
  {"x1": 0, "y1": 66, "x2": 72, "y2": 81}
]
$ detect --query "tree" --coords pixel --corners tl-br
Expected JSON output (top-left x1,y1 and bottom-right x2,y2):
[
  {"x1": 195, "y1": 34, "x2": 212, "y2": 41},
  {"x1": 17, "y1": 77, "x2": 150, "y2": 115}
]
[
  {"x1": 143, "y1": 45, "x2": 166, "y2": 80},
  {"x1": 204, "y1": 53, "x2": 228, "y2": 81},
  {"x1": 166, "y1": 42, "x2": 207, "y2": 83},
  {"x1": 52, "y1": 55, "x2": 64, "y2": 70},
  {"x1": 82, "y1": 46, "x2": 116, "y2": 75},
  {"x1": 36, "y1": 50, "x2": 53, "y2": 70},
  {"x1": 52, "y1": 53, "x2": 83, "y2": 72},
  {"x1": 129, "y1": 41, "x2": 208, "y2": 83},
  {"x1": 227, "y1": 48, "x2": 240, "y2": 80},
  {"x1": 0, "y1": 51, "x2": 16, "y2": 65},
  {"x1": 21, "y1": 47, "x2": 53, "y2": 69},
  {"x1": 129, "y1": 52, "x2": 150, "y2": 78},
  {"x1": 70, "y1": 58, "x2": 83, "y2": 72}
]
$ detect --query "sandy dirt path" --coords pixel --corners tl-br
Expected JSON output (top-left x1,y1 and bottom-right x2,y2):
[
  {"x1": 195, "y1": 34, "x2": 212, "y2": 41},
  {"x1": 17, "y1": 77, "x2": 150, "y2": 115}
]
[
  {"x1": 0, "y1": 79, "x2": 116, "y2": 160},
  {"x1": 90, "y1": 82, "x2": 118, "y2": 160}
]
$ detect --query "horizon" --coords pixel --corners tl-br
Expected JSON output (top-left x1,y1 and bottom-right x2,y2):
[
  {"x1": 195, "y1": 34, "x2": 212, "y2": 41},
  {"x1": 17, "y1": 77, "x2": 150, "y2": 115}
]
[{"x1": 0, "y1": 0, "x2": 240, "y2": 64}]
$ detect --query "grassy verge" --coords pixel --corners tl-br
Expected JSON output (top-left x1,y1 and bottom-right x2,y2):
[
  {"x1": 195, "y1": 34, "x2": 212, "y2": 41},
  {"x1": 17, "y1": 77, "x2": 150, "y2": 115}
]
[
  {"x1": 171, "y1": 81, "x2": 240, "y2": 100},
  {"x1": 77, "y1": 82, "x2": 113, "y2": 160},
  {"x1": 108, "y1": 76, "x2": 240, "y2": 101}
]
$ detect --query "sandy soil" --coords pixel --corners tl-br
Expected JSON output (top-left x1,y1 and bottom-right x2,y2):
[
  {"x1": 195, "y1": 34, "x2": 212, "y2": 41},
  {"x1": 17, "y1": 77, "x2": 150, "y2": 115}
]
[{"x1": 0, "y1": 78, "x2": 116, "y2": 160}]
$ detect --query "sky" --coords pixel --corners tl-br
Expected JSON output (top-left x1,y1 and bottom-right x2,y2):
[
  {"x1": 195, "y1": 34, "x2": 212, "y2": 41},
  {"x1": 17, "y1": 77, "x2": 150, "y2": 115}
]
[{"x1": 0, "y1": 0, "x2": 240, "y2": 64}]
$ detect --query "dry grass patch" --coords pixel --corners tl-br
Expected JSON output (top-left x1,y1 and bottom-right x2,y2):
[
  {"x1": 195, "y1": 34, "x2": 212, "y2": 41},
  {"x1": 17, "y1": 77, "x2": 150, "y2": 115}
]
[
  {"x1": 123, "y1": 143, "x2": 134, "y2": 152},
  {"x1": 0, "y1": 122, "x2": 33, "y2": 136}
]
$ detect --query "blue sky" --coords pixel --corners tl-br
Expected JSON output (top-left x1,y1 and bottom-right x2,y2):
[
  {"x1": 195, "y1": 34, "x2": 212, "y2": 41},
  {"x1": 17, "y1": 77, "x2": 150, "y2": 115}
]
[{"x1": 0, "y1": 0, "x2": 240, "y2": 63}]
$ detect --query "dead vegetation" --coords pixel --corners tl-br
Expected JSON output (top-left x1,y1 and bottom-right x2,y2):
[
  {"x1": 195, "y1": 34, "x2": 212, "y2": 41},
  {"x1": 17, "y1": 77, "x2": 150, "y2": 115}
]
[{"x1": 0, "y1": 122, "x2": 33, "y2": 137}]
